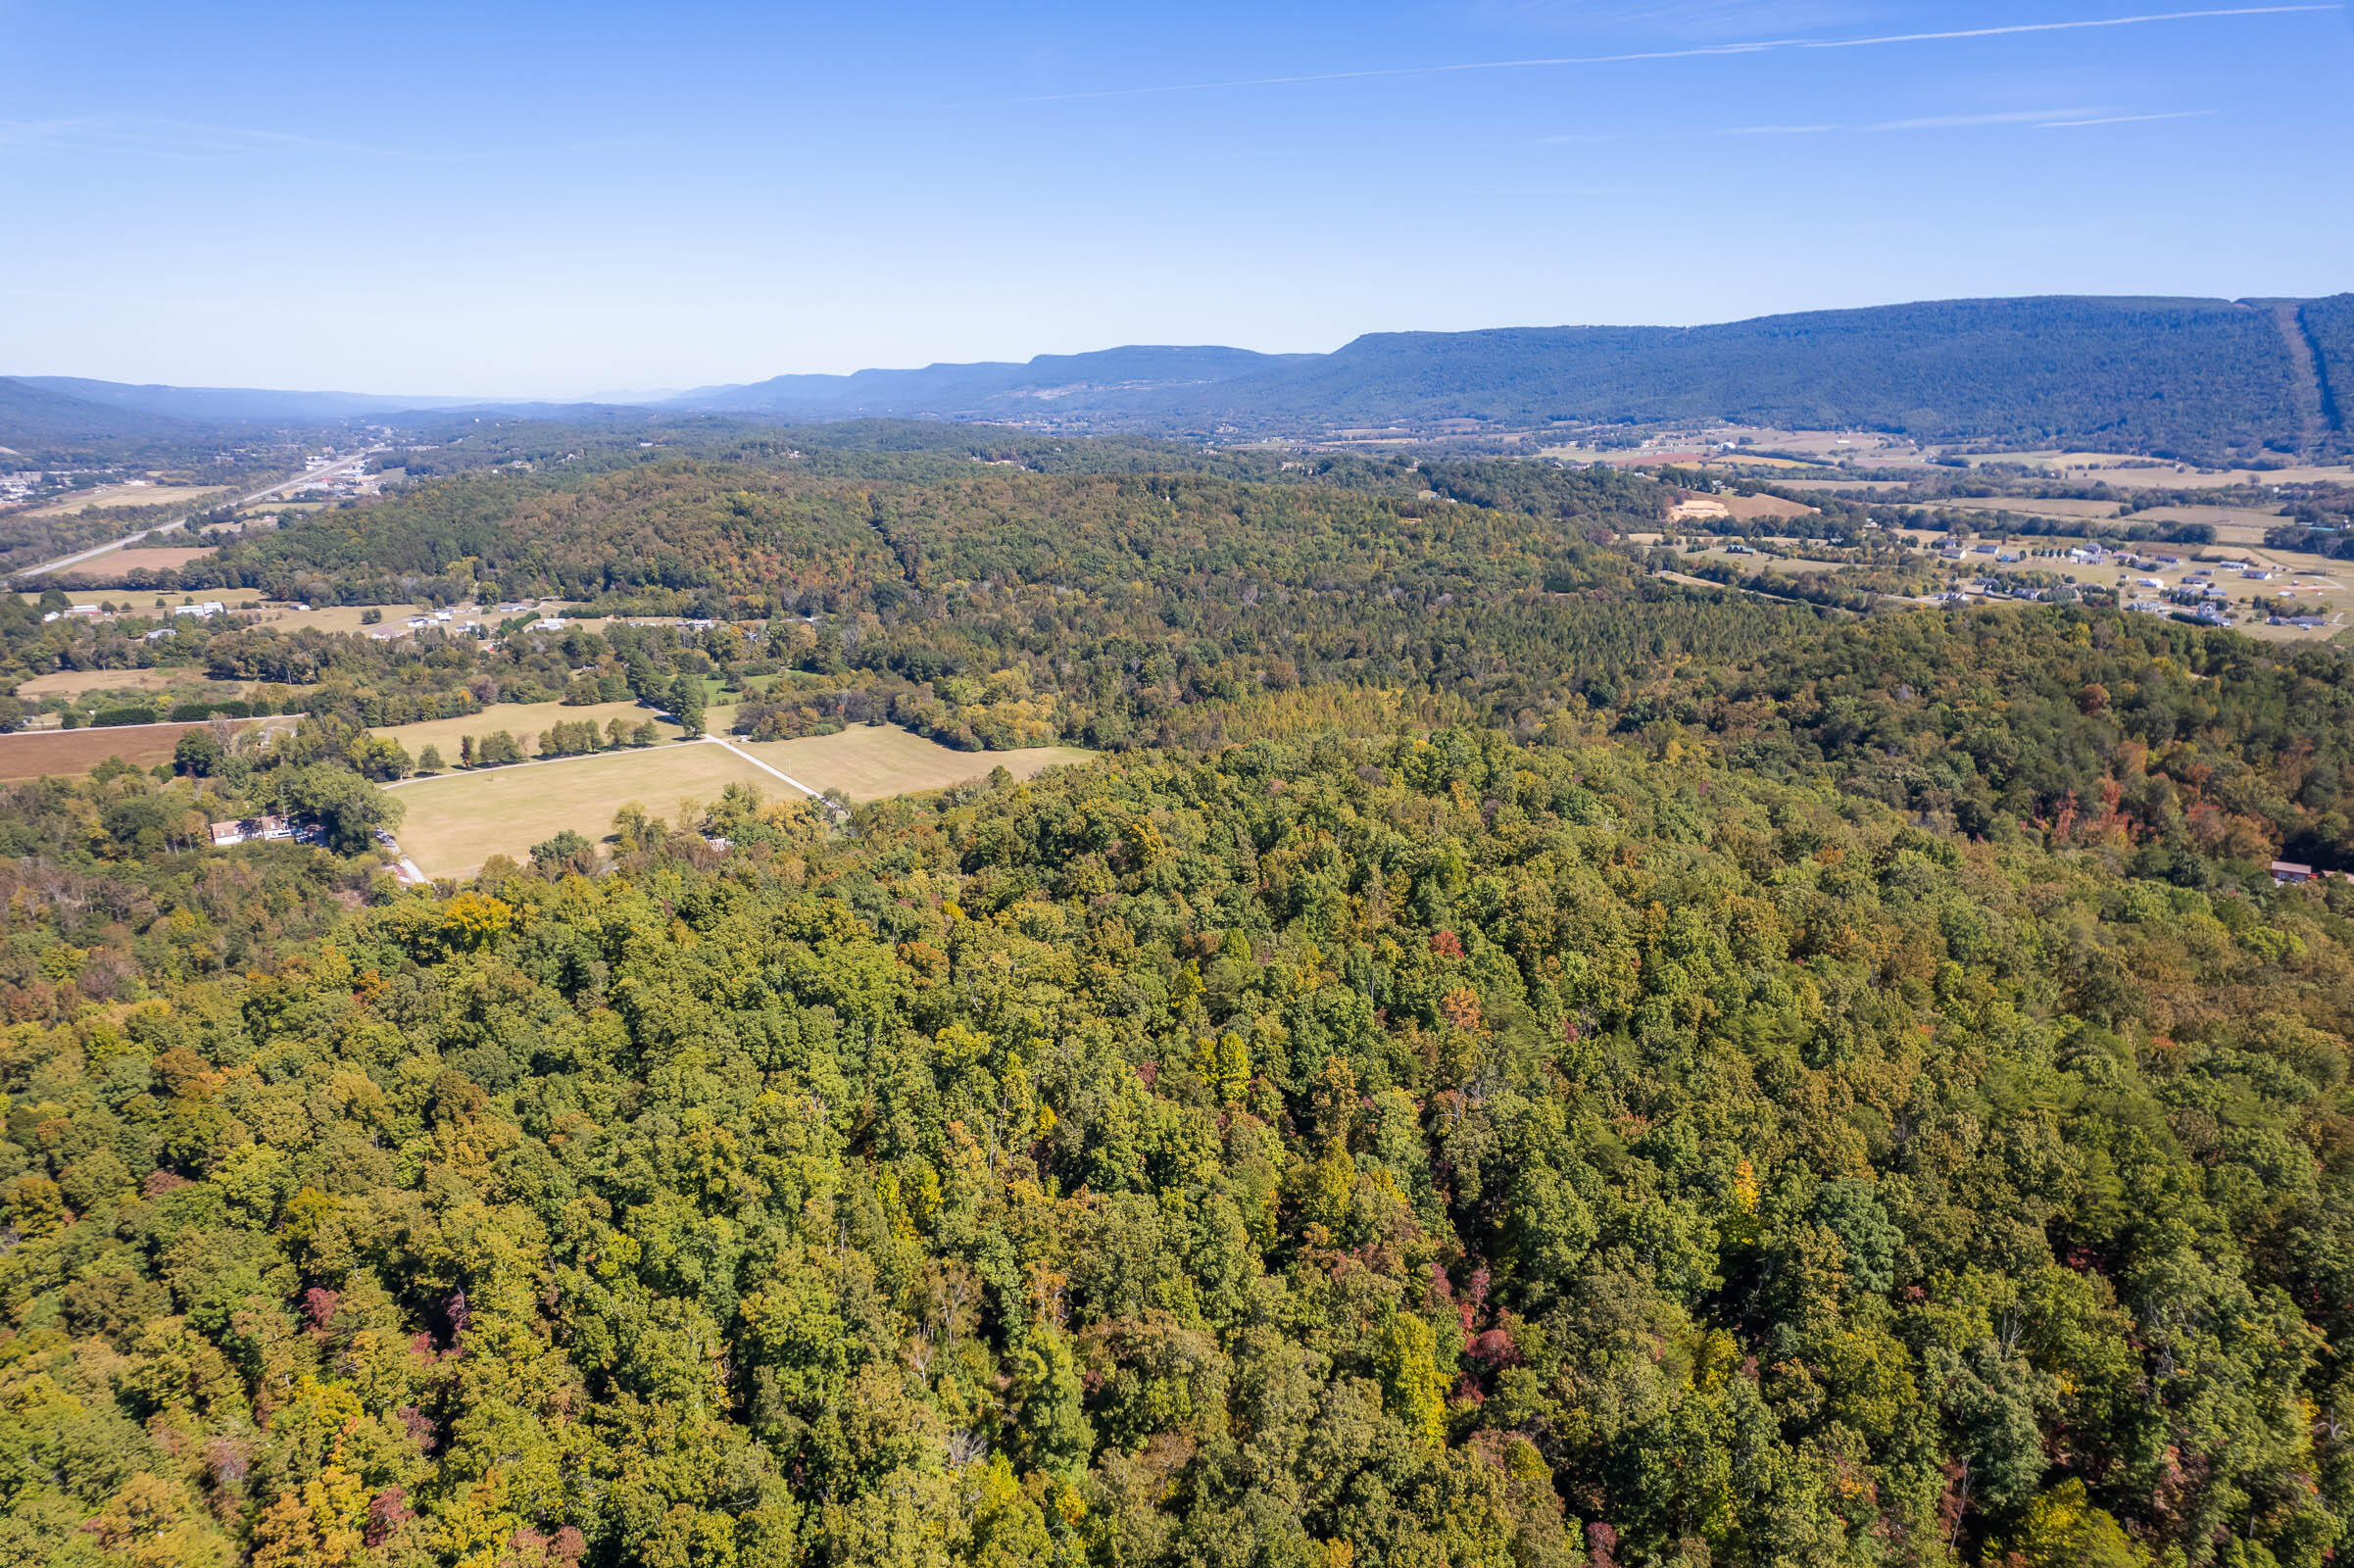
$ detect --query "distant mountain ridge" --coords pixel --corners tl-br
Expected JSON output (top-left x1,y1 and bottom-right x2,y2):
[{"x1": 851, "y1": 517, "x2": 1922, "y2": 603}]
[
  {"x1": 10, "y1": 295, "x2": 2353, "y2": 465},
  {"x1": 669, "y1": 295, "x2": 2354, "y2": 462},
  {"x1": 667, "y1": 344, "x2": 1314, "y2": 419},
  {"x1": 0, "y1": 376, "x2": 202, "y2": 460},
  {"x1": 16, "y1": 377, "x2": 481, "y2": 422}
]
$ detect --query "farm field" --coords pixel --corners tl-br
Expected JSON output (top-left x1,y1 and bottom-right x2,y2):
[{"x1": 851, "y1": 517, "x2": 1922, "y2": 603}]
[
  {"x1": 17, "y1": 482, "x2": 225, "y2": 517},
  {"x1": 1671, "y1": 492, "x2": 1819, "y2": 523},
  {"x1": 736, "y1": 724, "x2": 1091, "y2": 801},
  {"x1": 369, "y1": 700, "x2": 681, "y2": 760},
  {"x1": 1933, "y1": 452, "x2": 2354, "y2": 490},
  {"x1": 2059, "y1": 462, "x2": 2353, "y2": 490},
  {"x1": 385, "y1": 743, "x2": 779, "y2": 877},
  {"x1": 1721, "y1": 492, "x2": 1818, "y2": 521},
  {"x1": 2126, "y1": 504, "x2": 2290, "y2": 545},
  {"x1": 0, "y1": 716, "x2": 288, "y2": 781},
  {"x1": 57, "y1": 545, "x2": 220, "y2": 582}
]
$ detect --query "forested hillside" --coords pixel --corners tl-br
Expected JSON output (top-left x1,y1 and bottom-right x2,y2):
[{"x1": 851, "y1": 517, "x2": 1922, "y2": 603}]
[
  {"x1": 662, "y1": 297, "x2": 2354, "y2": 462},
  {"x1": 0, "y1": 378, "x2": 209, "y2": 466},
  {"x1": 1181, "y1": 298, "x2": 2313, "y2": 460},
  {"x1": 6, "y1": 727, "x2": 2354, "y2": 1568},
  {"x1": 6, "y1": 427, "x2": 2354, "y2": 1568}
]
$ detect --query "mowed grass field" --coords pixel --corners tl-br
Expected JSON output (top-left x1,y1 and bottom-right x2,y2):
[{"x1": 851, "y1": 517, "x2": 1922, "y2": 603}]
[
  {"x1": 386, "y1": 744, "x2": 782, "y2": 877},
  {"x1": 371, "y1": 701, "x2": 683, "y2": 760},
  {"x1": 384, "y1": 725, "x2": 1093, "y2": 876},
  {"x1": 738, "y1": 724, "x2": 1091, "y2": 801}
]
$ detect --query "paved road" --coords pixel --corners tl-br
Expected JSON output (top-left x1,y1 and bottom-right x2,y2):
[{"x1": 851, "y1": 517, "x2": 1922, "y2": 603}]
[{"x1": 18, "y1": 449, "x2": 378, "y2": 580}]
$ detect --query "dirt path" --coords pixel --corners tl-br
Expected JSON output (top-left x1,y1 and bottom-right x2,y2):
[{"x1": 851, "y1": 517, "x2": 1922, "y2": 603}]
[{"x1": 701, "y1": 734, "x2": 839, "y2": 813}]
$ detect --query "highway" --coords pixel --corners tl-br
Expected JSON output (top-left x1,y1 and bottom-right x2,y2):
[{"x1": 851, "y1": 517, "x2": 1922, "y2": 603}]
[{"x1": 16, "y1": 449, "x2": 378, "y2": 580}]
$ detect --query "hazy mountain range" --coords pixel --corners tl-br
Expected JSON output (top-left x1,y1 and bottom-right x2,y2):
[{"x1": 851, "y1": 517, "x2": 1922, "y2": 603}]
[{"x1": 7, "y1": 294, "x2": 2350, "y2": 464}]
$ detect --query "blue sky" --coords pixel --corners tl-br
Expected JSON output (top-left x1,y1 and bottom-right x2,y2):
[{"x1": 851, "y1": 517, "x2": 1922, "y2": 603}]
[{"x1": 4, "y1": 0, "x2": 2349, "y2": 396}]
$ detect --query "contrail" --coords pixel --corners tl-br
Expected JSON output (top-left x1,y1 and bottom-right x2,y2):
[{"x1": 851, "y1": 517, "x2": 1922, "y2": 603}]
[
  {"x1": 997, "y1": 5, "x2": 2340, "y2": 106},
  {"x1": 2037, "y1": 108, "x2": 2221, "y2": 126}
]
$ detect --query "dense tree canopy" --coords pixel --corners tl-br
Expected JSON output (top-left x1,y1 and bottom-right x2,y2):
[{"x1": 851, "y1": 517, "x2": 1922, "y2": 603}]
[
  {"x1": 4, "y1": 422, "x2": 2354, "y2": 1567},
  {"x1": 5, "y1": 733, "x2": 2354, "y2": 1567}
]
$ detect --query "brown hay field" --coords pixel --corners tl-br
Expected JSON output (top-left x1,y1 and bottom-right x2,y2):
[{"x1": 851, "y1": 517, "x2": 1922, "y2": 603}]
[
  {"x1": 56, "y1": 545, "x2": 220, "y2": 581},
  {"x1": 1668, "y1": 498, "x2": 1730, "y2": 521},
  {"x1": 15, "y1": 667, "x2": 195, "y2": 700},
  {"x1": 1720, "y1": 492, "x2": 1818, "y2": 521},
  {"x1": 17, "y1": 483, "x2": 225, "y2": 518},
  {"x1": 0, "y1": 717, "x2": 289, "y2": 781}
]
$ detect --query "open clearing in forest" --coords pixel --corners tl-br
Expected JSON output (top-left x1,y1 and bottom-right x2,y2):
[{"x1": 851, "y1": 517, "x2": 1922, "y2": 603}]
[
  {"x1": 737, "y1": 724, "x2": 1091, "y2": 802},
  {"x1": 1718, "y1": 492, "x2": 1818, "y2": 521},
  {"x1": 383, "y1": 743, "x2": 782, "y2": 877},
  {"x1": 383, "y1": 724, "x2": 1094, "y2": 877},
  {"x1": 1670, "y1": 493, "x2": 1819, "y2": 523}
]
